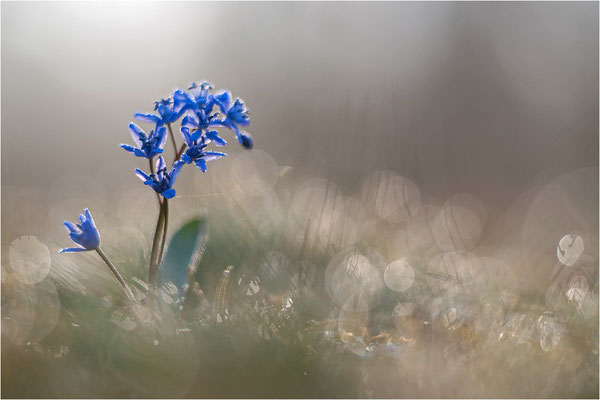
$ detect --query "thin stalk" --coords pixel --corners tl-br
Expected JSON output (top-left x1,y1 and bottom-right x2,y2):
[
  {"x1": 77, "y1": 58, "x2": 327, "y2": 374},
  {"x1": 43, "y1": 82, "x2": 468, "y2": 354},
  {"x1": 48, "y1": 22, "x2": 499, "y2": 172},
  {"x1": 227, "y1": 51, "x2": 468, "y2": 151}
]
[
  {"x1": 148, "y1": 201, "x2": 166, "y2": 285},
  {"x1": 167, "y1": 123, "x2": 178, "y2": 158},
  {"x1": 149, "y1": 158, "x2": 161, "y2": 204},
  {"x1": 96, "y1": 247, "x2": 136, "y2": 301},
  {"x1": 175, "y1": 143, "x2": 187, "y2": 162},
  {"x1": 157, "y1": 199, "x2": 169, "y2": 271}
]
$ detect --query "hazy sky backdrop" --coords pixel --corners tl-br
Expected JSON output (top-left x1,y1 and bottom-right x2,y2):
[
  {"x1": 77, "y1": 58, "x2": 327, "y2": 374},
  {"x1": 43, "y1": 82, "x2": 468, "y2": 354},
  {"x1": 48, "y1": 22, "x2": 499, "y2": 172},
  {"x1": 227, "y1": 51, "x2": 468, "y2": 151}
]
[{"x1": 2, "y1": 1, "x2": 598, "y2": 245}]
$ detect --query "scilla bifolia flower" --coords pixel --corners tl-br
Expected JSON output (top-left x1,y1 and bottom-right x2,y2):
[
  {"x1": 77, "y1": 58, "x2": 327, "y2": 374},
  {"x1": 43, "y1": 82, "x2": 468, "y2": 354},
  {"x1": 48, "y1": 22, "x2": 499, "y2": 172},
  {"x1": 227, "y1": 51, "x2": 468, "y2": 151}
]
[
  {"x1": 60, "y1": 209, "x2": 135, "y2": 301},
  {"x1": 135, "y1": 156, "x2": 184, "y2": 199},
  {"x1": 62, "y1": 80, "x2": 255, "y2": 289},
  {"x1": 212, "y1": 91, "x2": 253, "y2": 149},
  {"x1": 120, "y1": 123, "x2": 167, "y2": 159},
  {"x1": 180, "y1": 127, "x2": 227, "y2": 172},
  {"x1": 60, "y1": 208, "x2": 100, "y2": 253},
  {"x1": 134, "y1": 97, "x2": 185, "y2": 127}
]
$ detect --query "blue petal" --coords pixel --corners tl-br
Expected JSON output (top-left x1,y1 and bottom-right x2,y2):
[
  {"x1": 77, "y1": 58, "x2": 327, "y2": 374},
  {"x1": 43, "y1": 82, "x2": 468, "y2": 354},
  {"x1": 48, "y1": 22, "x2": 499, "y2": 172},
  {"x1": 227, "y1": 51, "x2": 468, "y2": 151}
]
[
  {"x1": 59, "y1": 247, "x2": 88, "y2": 253},
  {"x1": 120, "y1": 144, "x2": 138, "y2": 155},
  {"x1": 84, "y1": 208, "x2": 94, "y2": 225},
  {"x1": 169, "y1": 160, "x2": 184, "y2": 182},
  {"x1": 64, "y1": 221, "x2": 79, "y2": 233},
  {"x1": 190, "y1": 129, "x2": 203, "y2": 144},
  {"x1": 69, "y1": 232, "x2": 85, "y2": 247},
  {"x1": 195, "y1": 159, "x2": 207, "y2": 172},
  {"x1": 213, "y1": 90, "x2": 231, "y2": 112},
  {"x1": 173, "y1": 90, "x2": 188, "y2": 112},
  {"x1": 155, "y1": 126, "x2": 168, "y2": 149},
  {"x1": 134, "y1": 113, "x2": 162, "y2": 125},
  {"x1": 135, "y1": 168, "x2": 150, "y2": 182},
  {"x1": 203, "y1": 151, "x2": 227, "y2": 162},
  {"x1": 182, "y1": 113, "x2": 199, "y2": 129},
  {"x1": 128, "y1": 123, "x2": 146, "y2": 147},
  {"x1": 238, "y1": 131, "x2": 254, "y2": 149},
  {"x1": 156, "y1": 156, "x2": 166, "y2": 173},
  {"x1": 134, "y1": 148, "x2": 148, "y2": 158},
  {"x1": 180, "y1": 127, "x2": 193, "y2": 147},
  {"x1": 162, "y1": 188, "x2": 176, "y2": 199},
  {"x1": 205, "y1": 130, "x2": 227, "y2": 146},
  {"x1": 208, "y1": 119, "x2": 227, "y2": 128},
  {"x1": 181, "y1": 153, "x2": 192, "y2": 164}
]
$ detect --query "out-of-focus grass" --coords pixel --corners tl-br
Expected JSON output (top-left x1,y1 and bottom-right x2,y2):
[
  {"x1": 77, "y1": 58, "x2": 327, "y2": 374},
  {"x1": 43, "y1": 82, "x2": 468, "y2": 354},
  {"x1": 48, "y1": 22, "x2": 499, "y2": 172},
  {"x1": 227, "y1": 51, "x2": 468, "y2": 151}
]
[{"x1": 2, "y1": 165, "x2": 598, "y2": 398}]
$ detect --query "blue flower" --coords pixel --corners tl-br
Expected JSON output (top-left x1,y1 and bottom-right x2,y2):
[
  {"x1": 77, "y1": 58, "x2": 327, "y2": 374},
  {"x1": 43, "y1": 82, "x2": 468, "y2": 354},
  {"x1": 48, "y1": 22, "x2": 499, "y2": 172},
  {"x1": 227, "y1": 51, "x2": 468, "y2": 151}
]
[
  {"x1": 121, "y1": 123, "x2": 167, "y2": 159},
  {"x1": 180, "y1": 127, "x2": 227, "y2": 172},
  {"x1": 212, "y1": 91, "x2": 254, "y2": 149},
  {"x1": 134, "y1": 96, "x2": 186, "y2": 126},
  {"x1": 174, "y1": 82, "x2": 215, "y2": 114},
  {"x1": 175, "y1": 82, "x2": 220, "y2": 132},
  {"x1": 135, "y1": 156, "x2": 184, "y2": 199},
  {"x1": 60, "y1": 209, "x2": 101, "y2": 253}
]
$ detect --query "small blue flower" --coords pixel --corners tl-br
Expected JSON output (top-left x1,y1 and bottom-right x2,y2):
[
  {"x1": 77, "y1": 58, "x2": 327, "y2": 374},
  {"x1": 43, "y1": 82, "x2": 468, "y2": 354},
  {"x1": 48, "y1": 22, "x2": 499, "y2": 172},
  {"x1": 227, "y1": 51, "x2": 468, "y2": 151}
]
[
  {"x1": 135, "y1": 156, "x2": 184, "y2": 199},
  {"x1": 174, "y1": 82, "x2": 215, "y2": 114},
  {"x1": 134, "y1": 96, "x2": 186, "y2": 127},
  {"x1": 180, "y1": 127, "x2": 227, "y2": 172},
  {"x1": 121, "y1": 123, "x2": 167, "y2": 159},
  {"x1": 212, "y1": 92, "x2": 253, "y2": 149},
  {"x1": 60, "y1": 209, "x2": 101, "y2": 253}
]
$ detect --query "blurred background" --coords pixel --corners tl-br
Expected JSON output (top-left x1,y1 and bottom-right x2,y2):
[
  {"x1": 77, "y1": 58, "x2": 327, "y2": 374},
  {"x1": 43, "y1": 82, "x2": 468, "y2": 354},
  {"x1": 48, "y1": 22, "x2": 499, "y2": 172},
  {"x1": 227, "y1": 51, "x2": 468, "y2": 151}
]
[
  {"x1": 2, "y1": 1, "x2": 597, "y2": 245},
  {"x1": 2, "y1": 2, "x2": 598, "y2": 398}
]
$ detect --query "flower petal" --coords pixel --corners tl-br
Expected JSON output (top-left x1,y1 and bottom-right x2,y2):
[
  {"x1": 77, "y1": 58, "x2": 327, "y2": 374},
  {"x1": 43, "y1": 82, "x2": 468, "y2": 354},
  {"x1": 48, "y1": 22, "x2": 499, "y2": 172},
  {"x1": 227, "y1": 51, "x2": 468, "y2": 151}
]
[
  {"x1": 181, "y1": 153, "x2": 192, "y2": 164},
  {"x1": 156, "y1": 156, "x2": 166, "y2": 173},
  {"x1": 203, "y1": 151, "x2": 227, "y2": 162},
  {"x1": 238, "y1": 131, "x2": 254, "y2": 149},
  {"x1": 205, "y1": 130, "x2": 227, "y2": 146},
  {"x1": 59, "y1": 247, "x2": 88, "y2": 253},
  {"x1": 182, "y1": 112, "x2": 200, "y2": 129},
  {"x1": 169, "y1": 160, "x2": 184, "y2": 182},
  {"x1": 128, "y1": 123, "x2": 146, "y2": 147},
  {"x1": 195, "y1": 159, "x2": 207, "y2": 173},
  {"x1": 162, "y1": 189, "x2": 176, "y2": 199},
  {"x1": 120, "y1": 144, "x2": 138, "y2": 155},
  {"x1": 213, "y1": 90, "x2": 231, "y2": 113},
  {"x1": 64, "y1": 221, "x2": 80, "y2": 234},
  {"x1": 155, "y1": 126, "x2": 168, "y2": 149},
  {"x1": 180, "y1": 127, "x2": 193, "y2": 147},
  {"x1": 135, "y1": 168, "x2": 150, "y2": 182},
  {"x1": 134, "y1": 113, "x2": 162, "y2": 125}
]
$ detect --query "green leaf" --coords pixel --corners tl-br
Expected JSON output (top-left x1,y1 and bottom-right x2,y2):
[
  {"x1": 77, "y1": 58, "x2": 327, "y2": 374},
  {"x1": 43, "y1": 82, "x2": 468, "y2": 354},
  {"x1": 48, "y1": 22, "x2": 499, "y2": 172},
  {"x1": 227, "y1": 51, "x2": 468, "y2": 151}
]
[{"x1": 160, "y1": 216, "x2": 208, "y2": 295}]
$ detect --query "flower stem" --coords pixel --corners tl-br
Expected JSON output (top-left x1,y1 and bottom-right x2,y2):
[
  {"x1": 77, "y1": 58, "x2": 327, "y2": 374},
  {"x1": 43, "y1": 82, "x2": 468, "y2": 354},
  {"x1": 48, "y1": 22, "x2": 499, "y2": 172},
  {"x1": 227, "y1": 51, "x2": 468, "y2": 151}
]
[
  {"x1": 175, "y1": 143, "x2": 188, "y2": 162},
  {"x1": 149, "y1": 158, "x2": 162, "y2": 205},
  {"x1": 95, "y1": 247, "x2": 136, "y2": 301},
  {"x1": 167, "y1": 123, "x2": 178, "y2": 158},
  {"x1": 157, "y1": 198, "x2": 169, "y2": 268},
  {"x1": 148, "y1": 201, "x2": 166, "y2": 285}
]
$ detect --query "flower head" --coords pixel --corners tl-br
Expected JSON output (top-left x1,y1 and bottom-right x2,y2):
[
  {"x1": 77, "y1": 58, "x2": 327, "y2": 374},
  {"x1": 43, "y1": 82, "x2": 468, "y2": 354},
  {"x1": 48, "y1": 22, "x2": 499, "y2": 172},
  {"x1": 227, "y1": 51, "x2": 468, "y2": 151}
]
[
  {"x1": 180, "y1": 127, "x2": 227, "y2": 172},
  {"x1": 135, "y1": 156, "x2": 184, "y2": 199},
  {"x1": 134, "y1": 95, "x2": 185, "y2": 126},
  {"x1": 60, "y1": 209, "x2": 101, "y2": 253},
  {"x1": 212, "y1": 92, "x2": 253, "y2": 149},
  {"x1": 121, "y1": 123, "x2": 167, "y2": 159}
]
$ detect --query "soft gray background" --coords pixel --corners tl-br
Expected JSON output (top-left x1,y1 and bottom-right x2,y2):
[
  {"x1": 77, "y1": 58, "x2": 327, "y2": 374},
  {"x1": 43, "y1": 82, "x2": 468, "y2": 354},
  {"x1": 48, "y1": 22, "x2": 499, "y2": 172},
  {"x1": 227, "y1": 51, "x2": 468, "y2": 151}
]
[{"x1": 2, "y1": 1, "x2": 598, "y2": 246}]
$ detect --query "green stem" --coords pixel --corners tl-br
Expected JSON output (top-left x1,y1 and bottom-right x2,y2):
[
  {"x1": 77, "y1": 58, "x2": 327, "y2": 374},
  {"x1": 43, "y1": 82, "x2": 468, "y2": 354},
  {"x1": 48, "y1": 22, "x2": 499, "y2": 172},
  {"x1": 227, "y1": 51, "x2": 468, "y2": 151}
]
[
  {"x1": 175, "y1": 143, "x2": 187, "y2": 163},
  {"x1": 167, "y1": 123, "x2": 178, "y2": 158},
  {"x1": 148, "y1": 201, "x2": 166, "y2": 285},
  {"x1": 157, "y1": 198, "x2": 169, "y2": 272},
  {"x1": 96, "y1": 247, "x2": 136, "y2": 301},
  {"x1": 149, "y1": 158, "x2": 161, "y2": 204}
]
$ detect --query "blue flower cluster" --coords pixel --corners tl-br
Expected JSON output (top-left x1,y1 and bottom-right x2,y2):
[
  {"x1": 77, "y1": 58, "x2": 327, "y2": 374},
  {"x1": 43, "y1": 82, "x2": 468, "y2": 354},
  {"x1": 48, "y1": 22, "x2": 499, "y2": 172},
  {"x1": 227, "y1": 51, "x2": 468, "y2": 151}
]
[
  {"x1": 60, "y1": 80, "x2": 254, "y2": 295},
  {"x1": 121, "y1": 80, "x2": 253, "y2": 198}
]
